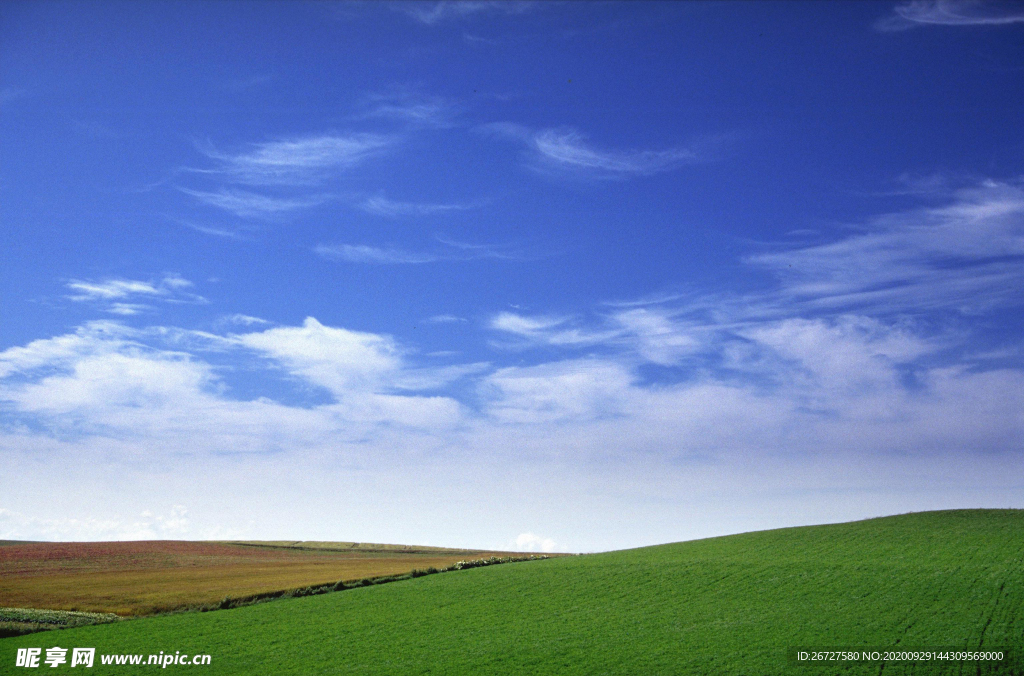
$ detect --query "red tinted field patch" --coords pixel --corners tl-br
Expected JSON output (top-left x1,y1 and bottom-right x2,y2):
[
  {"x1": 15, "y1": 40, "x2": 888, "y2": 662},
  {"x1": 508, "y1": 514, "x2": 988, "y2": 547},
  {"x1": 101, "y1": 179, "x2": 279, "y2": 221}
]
[{"x1": 0, "y1": 541, "x2": 516, "y2": 615}]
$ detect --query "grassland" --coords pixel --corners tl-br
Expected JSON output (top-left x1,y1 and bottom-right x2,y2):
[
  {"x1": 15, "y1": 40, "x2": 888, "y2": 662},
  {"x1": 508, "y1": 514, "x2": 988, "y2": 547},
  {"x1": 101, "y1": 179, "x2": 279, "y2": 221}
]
[
  {"x1": 0, "y1": 540, "x2": 520, "y2": 616},
  {"x1": 2, "y1": 509, "x2": 1021, "y2": 674}
]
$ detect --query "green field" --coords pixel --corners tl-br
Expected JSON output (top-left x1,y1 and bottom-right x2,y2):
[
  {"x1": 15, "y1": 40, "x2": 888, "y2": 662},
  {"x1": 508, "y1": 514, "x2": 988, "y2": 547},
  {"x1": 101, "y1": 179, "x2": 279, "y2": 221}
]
[{"x1": 2, "y1": 510, "x2": 1022, "y2": 674}]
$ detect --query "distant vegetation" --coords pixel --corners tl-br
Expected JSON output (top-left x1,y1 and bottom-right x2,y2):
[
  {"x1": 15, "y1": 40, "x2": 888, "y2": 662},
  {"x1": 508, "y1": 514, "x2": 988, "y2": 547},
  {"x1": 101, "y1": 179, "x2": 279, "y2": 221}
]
[
  {"x1": 0, "y1": 608, "x2": 121, "y2": 639},
  {"x1": 1, "y1": 510, "x2": 1020, "y2": 674}
]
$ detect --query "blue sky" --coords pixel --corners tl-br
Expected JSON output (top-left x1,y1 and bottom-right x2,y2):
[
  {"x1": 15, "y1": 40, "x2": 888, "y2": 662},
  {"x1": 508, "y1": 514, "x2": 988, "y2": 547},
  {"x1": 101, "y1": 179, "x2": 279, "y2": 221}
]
[{"x1": 1, "y1": 0, "x2": 1023, "y2": 552}]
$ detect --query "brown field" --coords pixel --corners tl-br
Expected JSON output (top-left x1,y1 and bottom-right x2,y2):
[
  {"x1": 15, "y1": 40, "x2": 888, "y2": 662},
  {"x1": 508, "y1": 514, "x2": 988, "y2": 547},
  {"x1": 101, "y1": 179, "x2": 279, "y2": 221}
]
[{"x1": 0, "y1": 540, "x2": 523, "y2": 615}]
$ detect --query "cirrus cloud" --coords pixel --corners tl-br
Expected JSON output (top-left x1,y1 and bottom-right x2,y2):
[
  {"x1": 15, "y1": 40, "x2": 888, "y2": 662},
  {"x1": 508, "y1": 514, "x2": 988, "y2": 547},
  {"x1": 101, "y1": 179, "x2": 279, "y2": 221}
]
[{"x1": 877, "y1": 0, "x2": 1024, "y2": 31}]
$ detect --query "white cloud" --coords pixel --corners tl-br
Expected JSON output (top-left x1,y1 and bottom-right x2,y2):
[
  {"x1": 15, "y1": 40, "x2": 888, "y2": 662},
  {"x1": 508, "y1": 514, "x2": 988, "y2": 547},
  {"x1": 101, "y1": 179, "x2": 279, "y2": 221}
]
[
  {"x1": 199, "y1": 133, "x2": 393, "y2": 186},
  {"x1": 489, "y1": 311, "x2": 616, "y2": 347},
  {"x1": 1, "y1": 308, "x2": 1022, "y2": 550},
  {"x1": 748, "y1": 180, "x2": 1024, "y2": 315},
  {"x1": 0, "y1": 321, "x2": 130, "y2": 379},
  {"x1": 11, "y1": 350, "x2": 214, "y2": 419},
  {"x1": 512, "y1": 531, "x2": 557, "y2": 553},
  {"x1": 490, "y1": 308, "x2": 701, "y2": 363},
  {"x1": 4, "y1": 180, "x2": 1024, "y2": 549},
  {"x1": 316, "y1": 239, "x2": 517, "y2": 265},
  {"x1": 178, "y1": 187, "x2": 329, "y2": 218},
  {"x1": 0, "y1": 505, "x2": 192, "y2": 541},
  {"x1": 162, "y1": 274, "x2": 193, "y2": 289},
  {"x1": 178, "y1": 221, "x2": 248, "y2": 239},
  {"x1": 877, "y1": 0, "x2": 1024, "y2": 31},
  {"x1": 64, "y1": 275, "x2": 205, "y2": 315},
  {"x1": 722, "y1": 316, "x2": 937, "y2": 421},
  {"x1": 108, "y1": 303, "x2": 148, "y2": 316},
  {"x1": 325, "y1": 392, "x2": 465, "y2": 429},
  {"x1": 612, "y1": 309, "x2": 701, "y2": 365},
  {"x1": 359, "y1": 195, "x2": 477, "y2": 217},
  {"x1": 482, "y1": 359, "x2": 635, "y2": 424},
  {"x1": 0, "y1": 318, "x2": 469, "y2": 453},
  {"x1": 531, "y1": 128, "x2": 697, "y2": 176},
  {"x1": 358, "y1": 92, "x2": 459, "y2": 127},
  {"x1": 395, "y1": 1, "x2": 535, "y2": 25},
  {"x1": 315, "y1": 244, "x2": 442, "y2": 264},
  {"x1": 481, "y1": 123, "x2": 703, "y2": 179},
  {"x1": 235, "y1": 317, "x2": 402, "y2": 395},
  {"x1": 426, "y1": 314, "x2": 467, "y2": 324},
  {"x1": 176, "y1": 132, "x2": 395, "y2": 223},
  {"x1": 223, "y1": 314, "x2": 271, "y2": 326},
  {"x1": 739, "y1": 316, "x2": 931, "y2": 383},
  {"x1": 67, "y1": 279, "x2": 161, "y2": 300},
  {"x1": 392, "y1": 363, "x2": 491, "y2": 391},
  {"x1": 490, "y1": 312, "x2": 569, "y2": 336}
]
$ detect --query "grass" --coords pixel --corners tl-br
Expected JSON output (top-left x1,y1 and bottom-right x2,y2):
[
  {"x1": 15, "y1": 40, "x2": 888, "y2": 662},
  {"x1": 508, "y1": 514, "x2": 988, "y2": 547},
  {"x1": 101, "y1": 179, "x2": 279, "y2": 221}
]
[
  {"x1": 1, "y1": 509, "x2": 1021, "y2": 674},
  {"x1": 0, "y1": 540, "x2": 524, "y2": 615}
]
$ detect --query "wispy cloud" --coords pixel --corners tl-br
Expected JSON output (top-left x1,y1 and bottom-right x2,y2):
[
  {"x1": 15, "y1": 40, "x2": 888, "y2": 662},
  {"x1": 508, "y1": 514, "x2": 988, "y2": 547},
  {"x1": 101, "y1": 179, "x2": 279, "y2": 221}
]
[
  {"x1": 178, "y1": 188, "x2": 330, "y2": 219},
  {"x1": 358, "y1": 92, "x2": 459, "y2": 128},
  {"x1": 67, "y1": 279, "x2": 164, "y2": 301},
  {"x1": 195, "y1": 133, "x2": 394, "y2": 186},
  {"x1": 877, "y1": 0, "x2": 1024, "y2": 31},
  {"x1": 315, "y1": 244, "x2": 443, "y2": 265},
  {"x1": 748, "y1": 180, "x2": 1024, "y2": 315},
  {"x1": 482, "y1": 123, "x2": 701, "y2": 178},
  {"x1": 166, "y1": 216, "x2": 252, "y2": 240},
  {"x1": 489, "y1": 312, "x2": 619, "y2": 348},
  {"x1": 177, "y1": 132, "x2": 395, "y2": 221},
  {"x1": 612, "y1": 309, "x2": 702, "y2": 366},
  {"x1": 533, "y1": 128, "x2": 697, "y2": 175},
  {"x1": 434, "y1": 236, "x2": 532, "y2": 260},
  {"x1": 488, "y1": 180, "x2": 1024, "y2": 369},
  {"x1": 222, "y1": 314, "x2": 271, "y2": 327},
  {"x1": 489, "y1": 308, "x2": 704, "y2": 363},
  {"x1": 105, "y1": 303, "x2": 151, "y2": 316},
  {"x1": 316, "y1": 237, "x2": 524, "y2": 265},
  {"x1": 359, "y1": 195, "x2": 479, "y2": 217},
  {"x1": 426, "y1": 314, "x2": 468, "y2": 324},
  {"x1": 394, "y1": 1, "x2": 536, "y2": 25},
  {"x1": 490, "y1": 312, "x2": 571, "y2": 336},
  {"x1": 65, "y1": 275, "x2": 205, "y2": 315}
]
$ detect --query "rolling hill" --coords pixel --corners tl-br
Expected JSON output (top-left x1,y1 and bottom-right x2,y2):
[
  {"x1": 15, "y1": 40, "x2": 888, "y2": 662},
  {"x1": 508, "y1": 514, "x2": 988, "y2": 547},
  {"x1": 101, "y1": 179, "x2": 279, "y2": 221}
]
[{"x1": 2, "y1": 510, "x2": 1021, "y2": 674}]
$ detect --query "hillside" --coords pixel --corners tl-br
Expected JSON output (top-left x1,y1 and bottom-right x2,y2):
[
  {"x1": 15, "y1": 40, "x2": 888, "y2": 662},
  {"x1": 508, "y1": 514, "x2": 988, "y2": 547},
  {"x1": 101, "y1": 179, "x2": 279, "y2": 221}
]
[{"x1": 2, "y1": 510, "x2": 1021, "y2": 675}]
